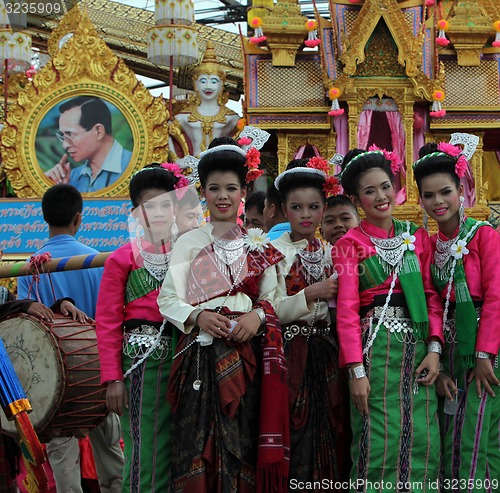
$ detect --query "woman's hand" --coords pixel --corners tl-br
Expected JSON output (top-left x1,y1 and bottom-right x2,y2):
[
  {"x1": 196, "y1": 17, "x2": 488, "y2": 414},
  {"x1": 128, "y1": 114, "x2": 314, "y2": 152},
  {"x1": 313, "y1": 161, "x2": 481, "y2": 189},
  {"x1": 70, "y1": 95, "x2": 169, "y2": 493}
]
[
  {"x1": 415, "y1": 352, "x2": 440, "y2": 385},
  {"x1": 27, "y1": 302, "x2": 54, "y2": 322},
  {"x1": 196, "y1": 310, "x2": 231, "y2": 338},
  {"x1": 436, "y1": 371, "x2": 458, "y2": 400},
  {"x1": 469, "y1": 357, "x2": 500, "y2": 397},
  {"x1": 349, "y1": 374, "x2": 370, "y2": 415},
  {"x1": 59, "y1": 300, "x2": 89, "y2": 323},
  {"x1": 304, "y1": 277, "x2": 338, "y2": 303},
  {"x1": 106, "y1": 381, "x2": 128, "y2": 416},
  {"x1": 229, "y1": 311, "x2": 261, "y2": 343}
]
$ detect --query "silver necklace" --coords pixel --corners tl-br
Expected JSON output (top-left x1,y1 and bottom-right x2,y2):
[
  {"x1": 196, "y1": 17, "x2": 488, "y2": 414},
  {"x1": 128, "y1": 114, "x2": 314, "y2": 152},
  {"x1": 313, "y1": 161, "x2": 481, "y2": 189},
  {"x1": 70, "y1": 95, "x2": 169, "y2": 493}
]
[
  {"x1": 359, "y1": 221, "x2": 406, "y2": 276},
  {"x1": 297, "y1": 245, "x2": 325, "y2": 283},
  {"x1": 137, "y1": 237, "x2": 171, "y2": 282},
  {"x1": 435, "y1": 234, "x2": 458, "y2": 271},
  {"x1": 212, "y1": 235, "x2": 245, "y2": 278}
]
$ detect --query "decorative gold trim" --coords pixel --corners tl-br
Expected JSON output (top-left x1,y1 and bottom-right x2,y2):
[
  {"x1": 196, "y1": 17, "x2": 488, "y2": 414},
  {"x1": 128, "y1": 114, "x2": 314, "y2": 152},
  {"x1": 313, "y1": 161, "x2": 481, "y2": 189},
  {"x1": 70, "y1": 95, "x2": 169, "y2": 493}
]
[
  {"x1": 276, "y1": 133, "x2": 336, "y2": 175},
  {"x1": 447, "y1": 1, "x2": 493, "y2": 66},
  {"x1": 263, "y1": 0, "x2": 308, "y2": 67},
  {"x1": 332, "y1": 0, "x2": 442, "y2": 102},
  {"x1": 2, "y1": 5, "x2": 169, "y2": 198}
]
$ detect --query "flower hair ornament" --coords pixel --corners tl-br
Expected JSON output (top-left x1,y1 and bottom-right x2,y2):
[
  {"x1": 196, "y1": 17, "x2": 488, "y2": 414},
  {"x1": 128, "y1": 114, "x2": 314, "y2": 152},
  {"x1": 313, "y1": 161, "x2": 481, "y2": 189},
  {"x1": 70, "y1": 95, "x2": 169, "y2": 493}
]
[
  {"x1": 412, "y1": 133, "x2": 479, "y2": 179},
  {"x1": 368, "y1": 144, "x2": 402, "y2": 176},
  {"x1": 199, "y1": 142, "x2": 265, "y2": 184},
  {"x1": 274, "y1": 156, "x2": 341, "y2": 197},
  {"x1": 177, "y1": 126, "x2": 270, "y2": 186},
  {"x1": 340, "y1": 147, "x2": 401, "y2": 178},
  {"x1": 159, "y1": 162, "x2": 190, "y2": 198}
]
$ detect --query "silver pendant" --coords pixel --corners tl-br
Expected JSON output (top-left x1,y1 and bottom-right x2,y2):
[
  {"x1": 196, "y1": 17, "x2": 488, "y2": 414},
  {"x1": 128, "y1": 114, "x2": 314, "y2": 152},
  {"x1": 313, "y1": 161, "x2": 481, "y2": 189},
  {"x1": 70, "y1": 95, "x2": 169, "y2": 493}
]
[{"x1": 193, "y1": 379, "x2": 201, "y2": 391}]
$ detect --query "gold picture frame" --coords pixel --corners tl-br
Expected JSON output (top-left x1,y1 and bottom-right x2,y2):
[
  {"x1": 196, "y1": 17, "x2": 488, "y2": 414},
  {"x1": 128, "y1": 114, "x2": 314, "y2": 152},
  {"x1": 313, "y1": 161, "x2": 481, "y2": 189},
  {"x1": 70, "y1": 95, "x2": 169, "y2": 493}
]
[{"x1": 1, "y1": 5, "x2": 169, "y2": 198}]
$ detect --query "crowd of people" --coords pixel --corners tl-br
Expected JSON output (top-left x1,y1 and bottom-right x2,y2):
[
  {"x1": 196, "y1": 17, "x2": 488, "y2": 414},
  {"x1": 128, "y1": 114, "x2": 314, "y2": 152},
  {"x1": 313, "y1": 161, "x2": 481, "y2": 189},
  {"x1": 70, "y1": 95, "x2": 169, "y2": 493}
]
[{"x1": 0, "y1": 135, "x2": 498, "y2": 493}]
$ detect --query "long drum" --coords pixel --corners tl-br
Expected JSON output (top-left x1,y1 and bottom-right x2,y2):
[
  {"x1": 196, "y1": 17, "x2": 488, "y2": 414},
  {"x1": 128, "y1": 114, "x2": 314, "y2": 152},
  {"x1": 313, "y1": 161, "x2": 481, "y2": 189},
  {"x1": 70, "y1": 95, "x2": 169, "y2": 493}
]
[{"x1": 0, "y1": 314, "x2": 107, "y2": 442}]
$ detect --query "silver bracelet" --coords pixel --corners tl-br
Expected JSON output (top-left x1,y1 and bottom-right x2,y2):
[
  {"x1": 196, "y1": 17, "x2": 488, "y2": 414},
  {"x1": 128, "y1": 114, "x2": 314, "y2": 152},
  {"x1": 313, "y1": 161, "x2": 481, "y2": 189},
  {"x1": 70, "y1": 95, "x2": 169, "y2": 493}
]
[
  {"x1": 438, "y1": 363, "x2": 445, "y2": 372},
  {"x1": 427, "y1": 341, "x2": 442, "y2": 355},
  {"x1": 348, "y1": 366, "x2": 366, "y2": 380},
  {"x1": 254, "y1": 307, "x2": 266, "y2": 325},
  {"x1": 475, "y1": 351, "x2": 493, "y2": 359}
]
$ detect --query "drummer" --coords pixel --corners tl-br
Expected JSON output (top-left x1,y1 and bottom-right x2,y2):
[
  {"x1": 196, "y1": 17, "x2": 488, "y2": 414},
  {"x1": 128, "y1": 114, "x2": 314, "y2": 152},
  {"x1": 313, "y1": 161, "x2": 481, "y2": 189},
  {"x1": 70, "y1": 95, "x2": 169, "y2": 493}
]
[{"x1": 17, "y1": 184, "x2": 124, "y2": 493}]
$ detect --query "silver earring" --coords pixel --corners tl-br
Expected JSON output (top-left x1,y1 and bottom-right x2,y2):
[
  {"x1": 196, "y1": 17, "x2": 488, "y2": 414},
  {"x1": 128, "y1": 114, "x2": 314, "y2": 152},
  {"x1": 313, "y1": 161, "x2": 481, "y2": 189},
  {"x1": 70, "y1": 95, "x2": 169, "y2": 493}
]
[
  {"x1": 171, "y1": 216, "x2": 178, "y2": 242},
  {"x1": 459, "y1": 196, "x2": 465, "y2": 226},
  {"x1": 422, "y1": 209, "x2": 429, "y2": 232},
  {"x1": 135, "y1": 221, "x2": 144, "y2": 242}
]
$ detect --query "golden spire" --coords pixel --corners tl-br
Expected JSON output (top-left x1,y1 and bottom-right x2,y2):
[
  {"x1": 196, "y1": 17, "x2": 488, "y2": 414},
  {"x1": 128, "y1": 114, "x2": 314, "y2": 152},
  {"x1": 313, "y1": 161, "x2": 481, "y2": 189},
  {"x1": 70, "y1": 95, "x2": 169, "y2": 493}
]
[{"x1": 192, "y1": 41, "x2": 226, "y2": 80}]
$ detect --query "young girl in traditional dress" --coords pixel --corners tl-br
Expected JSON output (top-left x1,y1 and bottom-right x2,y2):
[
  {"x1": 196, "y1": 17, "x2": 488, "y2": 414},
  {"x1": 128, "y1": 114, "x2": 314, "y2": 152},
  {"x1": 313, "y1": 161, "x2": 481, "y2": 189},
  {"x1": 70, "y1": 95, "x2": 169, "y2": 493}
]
[
  {"x1": 333, "y1": 149, "x2": 444, "y2": 492},
  {"x1": 158, "y1": 137, "x2": 288, "y2": 493},
  {"x1": 413, "y1": 143, "x2": 500, "y2": 490},
  {"x1": 271, "y1": 159, "x2": 350, "y2": 487},
  {"x1": 96, "y1": 163, "x2": 188, "y2": 492}
]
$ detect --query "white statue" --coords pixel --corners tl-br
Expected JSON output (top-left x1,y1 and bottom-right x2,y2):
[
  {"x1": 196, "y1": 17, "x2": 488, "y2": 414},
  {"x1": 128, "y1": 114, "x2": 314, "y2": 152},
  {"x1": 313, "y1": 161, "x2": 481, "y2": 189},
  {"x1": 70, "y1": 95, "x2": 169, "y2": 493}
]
[{"x1": 169, "y1": 41, "x2": 240, "y2": 159}]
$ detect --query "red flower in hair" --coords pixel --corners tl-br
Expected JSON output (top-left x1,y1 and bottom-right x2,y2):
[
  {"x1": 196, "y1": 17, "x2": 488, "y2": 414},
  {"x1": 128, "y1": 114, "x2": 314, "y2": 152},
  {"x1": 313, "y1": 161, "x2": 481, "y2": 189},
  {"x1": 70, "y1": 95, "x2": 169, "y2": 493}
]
[
  {"x1": 246, "y1": 168, "x2": 264, "y2": 182},
  {"x1": 323, "y1": 176, "x2": 341, "y2": 197},
  {"x1": 307, "y1": 156, "x2": 329, "y2": 174},
  {"x1": 246, "y1": 147, "x2": 261, "y2": 169}
]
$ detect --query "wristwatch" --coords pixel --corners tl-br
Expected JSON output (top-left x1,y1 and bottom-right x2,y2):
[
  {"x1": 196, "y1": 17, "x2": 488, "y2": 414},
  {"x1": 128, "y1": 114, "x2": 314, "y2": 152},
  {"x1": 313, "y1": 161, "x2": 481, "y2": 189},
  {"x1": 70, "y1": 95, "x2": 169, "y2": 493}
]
[{"x1": 347, "y1": 365, "x2": 366, "y2": 380}]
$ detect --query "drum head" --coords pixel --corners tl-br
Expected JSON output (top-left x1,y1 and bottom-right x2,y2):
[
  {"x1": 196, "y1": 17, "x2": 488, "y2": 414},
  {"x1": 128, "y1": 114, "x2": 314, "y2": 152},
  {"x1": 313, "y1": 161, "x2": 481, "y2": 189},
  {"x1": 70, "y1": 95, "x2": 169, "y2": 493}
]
[{"x1": 0, "y1": 315, "x2": 64, "y2": 435}]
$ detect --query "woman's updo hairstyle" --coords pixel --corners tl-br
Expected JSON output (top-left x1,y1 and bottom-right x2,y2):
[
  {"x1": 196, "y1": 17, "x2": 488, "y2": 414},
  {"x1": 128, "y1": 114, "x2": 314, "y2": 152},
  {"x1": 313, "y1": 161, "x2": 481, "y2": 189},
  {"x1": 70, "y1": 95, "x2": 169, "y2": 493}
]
[
  {"x1": 129, "y1": 163, "x2": 180, "y2": 208},
  {"x1": 198, "y1": 136, "x2": 247, "y2": 188},
  {"x1": 275, "y1": 158, "x2": 327, "y2": 203},
  {"x1": 340, "y1": 148, "x2": 394, "y2": 197},
  {"x1": 413, "y1": 143, "x2": 460, "y2": 191}
]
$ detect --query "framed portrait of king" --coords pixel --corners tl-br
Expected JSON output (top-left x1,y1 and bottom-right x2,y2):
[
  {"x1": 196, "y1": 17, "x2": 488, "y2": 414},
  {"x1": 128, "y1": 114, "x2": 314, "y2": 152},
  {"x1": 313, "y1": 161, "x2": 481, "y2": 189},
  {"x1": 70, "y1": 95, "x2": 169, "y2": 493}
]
[{"x1": 1, "y1": 6, "x2": 169, "y2": 198}]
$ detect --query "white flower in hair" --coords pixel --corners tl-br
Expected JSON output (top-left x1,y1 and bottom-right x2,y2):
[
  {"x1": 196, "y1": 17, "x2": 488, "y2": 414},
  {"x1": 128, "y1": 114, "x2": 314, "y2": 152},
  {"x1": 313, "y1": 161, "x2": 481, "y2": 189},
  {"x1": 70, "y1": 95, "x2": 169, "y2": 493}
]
[
  {"x1": 243, "y1": 228, "x2": 270, "y2": 253},
  {"x1": 451, "y1": 239, "x2": 469, "y2": 259},
  {"x1": 401, "y1": 231, "x2": 416, "y2": 251}
]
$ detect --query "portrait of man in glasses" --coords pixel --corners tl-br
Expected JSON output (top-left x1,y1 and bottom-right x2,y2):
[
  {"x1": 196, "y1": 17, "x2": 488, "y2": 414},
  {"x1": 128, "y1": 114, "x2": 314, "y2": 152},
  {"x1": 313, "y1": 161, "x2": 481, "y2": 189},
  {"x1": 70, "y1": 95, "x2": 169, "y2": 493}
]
[{"x1": 44, "y1": 96, "x2": 132, "y2": 193}]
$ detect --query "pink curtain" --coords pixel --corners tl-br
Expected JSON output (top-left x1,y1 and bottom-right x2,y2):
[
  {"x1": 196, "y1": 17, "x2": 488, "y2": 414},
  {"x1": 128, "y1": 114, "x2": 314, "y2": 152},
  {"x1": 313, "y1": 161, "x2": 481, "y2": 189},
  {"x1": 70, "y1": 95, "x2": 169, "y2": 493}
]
[
  {"x1": 461, "y1": 166, "x2": 476, "y2": 207},
  {"x1": 413, "y1": 106, "x2": 427, "y2": 162},
  {"x1": 357, "y1": 110, "x2": 373, "y2": 149},
  {"x1": 333, "y1": 111, "x2": 349, "y2": 156},
  {"x1": 385, "y1": 111, "x2": 406, "y2": 204},
  {"x1": 294, "y1": 145, "x2": 320, "y2": 159}
]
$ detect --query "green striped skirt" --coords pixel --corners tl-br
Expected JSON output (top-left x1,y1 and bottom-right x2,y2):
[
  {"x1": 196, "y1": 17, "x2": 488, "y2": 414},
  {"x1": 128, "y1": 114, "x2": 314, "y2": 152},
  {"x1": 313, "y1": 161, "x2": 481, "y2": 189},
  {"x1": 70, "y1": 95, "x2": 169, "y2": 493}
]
[
  {"x1": 350, "y1": 306, "x2": 440, "y2": 493},
  {"x1": 440, "y1": 312, "x2": 500, "y2": 493},
  {"x1": 121, "y1": 324, "x2": 173, "y2": 493}
]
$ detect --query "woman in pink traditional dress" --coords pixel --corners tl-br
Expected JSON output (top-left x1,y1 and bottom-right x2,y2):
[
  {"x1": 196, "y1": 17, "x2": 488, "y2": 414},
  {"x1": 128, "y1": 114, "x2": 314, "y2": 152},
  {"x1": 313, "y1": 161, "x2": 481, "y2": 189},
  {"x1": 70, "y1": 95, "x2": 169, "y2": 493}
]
[
  {"x1": 96, "y1": 163, "x2": 188, "y2": 492},
  {"x1": 271, "y1": 158, "x2": 350, "y2": 488},
  {"x1": 158, "y1": 137, "x2": 289, "y2": 493},
  {"x1": 332, "y1": 149, "x2": 444, "y2": 492},
  {"x1": 413, "y1": 143, "x2": 500, "y2": 491}
]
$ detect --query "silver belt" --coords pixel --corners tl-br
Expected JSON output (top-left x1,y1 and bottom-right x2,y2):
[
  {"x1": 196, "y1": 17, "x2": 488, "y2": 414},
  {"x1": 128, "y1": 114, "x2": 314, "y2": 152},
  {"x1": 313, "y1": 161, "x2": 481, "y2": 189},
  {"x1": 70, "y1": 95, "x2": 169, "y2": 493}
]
[
  {"x1": 361, "y1": 305, "x2": 415, "y2": 348},
  {"x1": 123, "y1": 324, "x2": 172, "y2": 360},
  {"x1": 444, "y1": 306, "x2": 481, "y2": 344},
  {"x1": 283, "y1": 324, "x2": 330, "y2": 341},
  {"x1": 364, "y1": 305, "x2": 410, "y2": 319}
]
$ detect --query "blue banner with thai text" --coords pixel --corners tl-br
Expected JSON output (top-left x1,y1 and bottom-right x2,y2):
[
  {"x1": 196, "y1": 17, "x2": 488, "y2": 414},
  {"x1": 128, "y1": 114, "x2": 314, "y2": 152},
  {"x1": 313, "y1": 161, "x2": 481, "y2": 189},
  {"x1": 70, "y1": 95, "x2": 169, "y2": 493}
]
[{"x1": 0, "y1": 198, "x2": 131, "y2": 256}]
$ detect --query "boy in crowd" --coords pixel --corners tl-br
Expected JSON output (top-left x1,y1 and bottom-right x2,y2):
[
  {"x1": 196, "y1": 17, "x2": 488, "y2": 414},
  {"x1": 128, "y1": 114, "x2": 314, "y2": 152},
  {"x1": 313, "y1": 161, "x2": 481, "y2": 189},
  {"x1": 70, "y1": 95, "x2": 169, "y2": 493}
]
[{"x1": 321, "y1": 195, "x2": 359, "y2": 245}]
